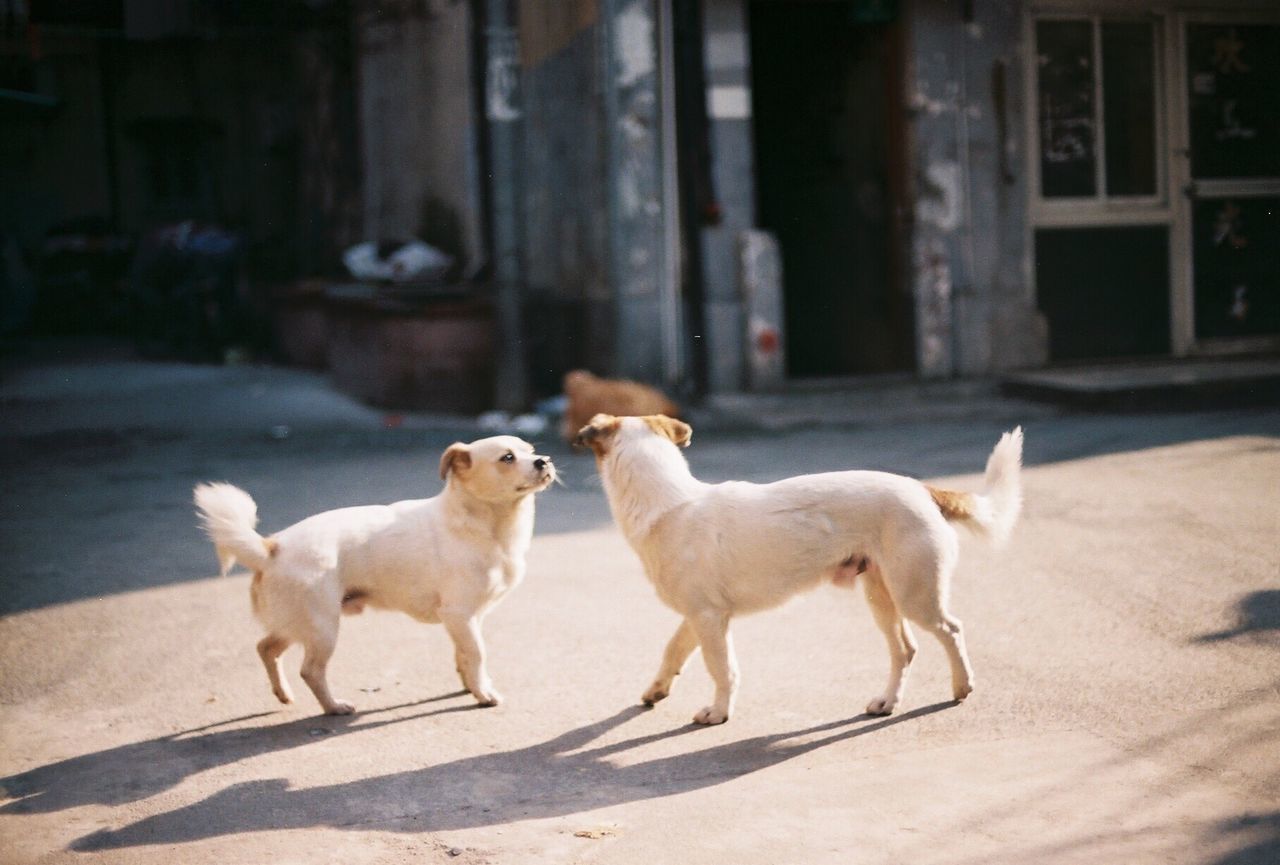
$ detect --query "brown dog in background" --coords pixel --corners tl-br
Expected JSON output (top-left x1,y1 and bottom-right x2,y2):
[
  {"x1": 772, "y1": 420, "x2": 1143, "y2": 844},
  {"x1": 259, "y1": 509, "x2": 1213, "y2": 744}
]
[{"x1": 561, "y1": 369, "x2": 680, "y2": 444}]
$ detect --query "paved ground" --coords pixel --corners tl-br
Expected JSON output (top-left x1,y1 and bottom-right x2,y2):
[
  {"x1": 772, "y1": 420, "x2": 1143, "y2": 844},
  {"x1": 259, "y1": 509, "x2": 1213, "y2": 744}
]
[{"x1": 1, "y1": 339, "x2": 1278, "y2": 864}]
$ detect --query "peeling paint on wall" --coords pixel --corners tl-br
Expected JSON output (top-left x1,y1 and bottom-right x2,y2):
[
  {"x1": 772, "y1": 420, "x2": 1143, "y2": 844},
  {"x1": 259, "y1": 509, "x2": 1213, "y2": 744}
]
[
  {"x1": 915, "y1": 237, "x2": 954, "y2": 376},
  {"x1": 708, "y1": 85, "x2": 751, "y2": 119},
  {"x1": 916, "y1": 160, "x2": 961, "y2": 232},
  {"x1": 486, "y1": 28, "x2": 522, "y2": 122},
  {"x1": 603, "y1": 0, "x2": 666, "y2": 381},
  {"x1": 615, "y1": 2, "x2": 654, "y2": 86},
  {"x1": 617, "y1": 90, "x2": 657, "y2": 219},
  {"x1": 739, "y1": 229, "x2": 785, "y2": 390},
  {"x1": 909, "y1": 79, "x2": 960, "y2": 117},
  {"x1": 905, "y1": 0, "x2": 1046, "y2": 375}
]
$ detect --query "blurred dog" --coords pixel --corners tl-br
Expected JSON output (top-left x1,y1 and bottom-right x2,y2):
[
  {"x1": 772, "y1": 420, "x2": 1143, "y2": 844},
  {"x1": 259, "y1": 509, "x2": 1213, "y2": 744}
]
[
  {"x1": 576, "y1": 414, "x2": 1022, "y2": 725},
  {"x1": 561, "y1": 369, "x2": 680, "y2": 444},
  {"x1": 194, "y1": 436, "x2": 555, "y2": 715}
]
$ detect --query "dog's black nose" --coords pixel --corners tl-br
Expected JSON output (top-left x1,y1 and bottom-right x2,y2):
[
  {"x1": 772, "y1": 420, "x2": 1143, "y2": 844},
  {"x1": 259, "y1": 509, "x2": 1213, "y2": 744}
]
[{"x1": 534, "y1": 458, "x2": 548, "y2": 470}]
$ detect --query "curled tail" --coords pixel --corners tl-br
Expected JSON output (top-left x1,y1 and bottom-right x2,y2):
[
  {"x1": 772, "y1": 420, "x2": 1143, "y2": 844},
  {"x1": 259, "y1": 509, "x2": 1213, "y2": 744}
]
[
  {"x1": 926, "y1": 426, "x2": 1023, "y2": 546},
  {"x1": 193, "y1": 482, "x2": 274, "y2": 574}
]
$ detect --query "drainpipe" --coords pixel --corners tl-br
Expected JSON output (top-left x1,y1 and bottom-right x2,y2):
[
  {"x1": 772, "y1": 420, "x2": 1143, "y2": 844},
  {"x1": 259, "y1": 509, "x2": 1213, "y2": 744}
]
[
  {"x1": 482, "y1": 0, "x2": 526, "y2": 411},
  {"x1": 656, "y1": 0, "x2": 683, "y2": 390}
]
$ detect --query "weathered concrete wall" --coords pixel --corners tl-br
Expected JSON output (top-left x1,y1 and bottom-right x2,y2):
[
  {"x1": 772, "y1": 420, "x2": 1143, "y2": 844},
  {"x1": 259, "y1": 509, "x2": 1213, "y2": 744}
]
[
  {"x1": 513, "y1": 0, "x2": 676, "y2": 393},
  {"x1": 906, "y1": 0, "x2": 1046, "y2": 376},
  {"x1": 700, "y1": 0, "x2": 755, "y2": 392},
  {"x1": 602, "y1": 0, "x2": 669, "y2": 384},
  {"x1": 293, "y1": 28, "x2": 363, "y2": 274},
  {"x1": 516, "y1": 1, "x2": 615, "y2": 392},
  {"x1": 356, "y1": 2, "x2": 483, "y2": 267},
  {"x1": 519, "y1": 4, "x2": 609, "y2": 303}
]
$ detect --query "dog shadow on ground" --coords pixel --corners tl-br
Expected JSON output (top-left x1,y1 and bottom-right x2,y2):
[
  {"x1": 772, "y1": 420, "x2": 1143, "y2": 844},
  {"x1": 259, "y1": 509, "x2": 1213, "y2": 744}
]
[
  {"x1": 1195, "y1": 590, "x2": 1280, "y2": 644},
  {"x1": 53, "y1": 701, "x2": 953, "y2": 851},
  {"x1": 0, "y1": 690, "x2": 477, "y2": 815}
]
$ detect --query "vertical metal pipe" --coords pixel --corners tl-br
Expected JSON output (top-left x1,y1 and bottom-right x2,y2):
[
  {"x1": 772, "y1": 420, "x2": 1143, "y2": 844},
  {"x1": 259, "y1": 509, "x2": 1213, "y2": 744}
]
[
  {"x1": 656, "y1": 0, "x2": 683, "y2": 388},
  {"x1": 484, "y1": 0, "x2": 526, "y2": 411}
]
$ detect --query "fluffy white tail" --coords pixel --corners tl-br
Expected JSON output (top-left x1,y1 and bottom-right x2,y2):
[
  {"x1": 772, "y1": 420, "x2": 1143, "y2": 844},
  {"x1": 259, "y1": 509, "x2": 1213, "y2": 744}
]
[
  {"x1": 970, "y1": 427, "x2": 1024, "y2": 546},
  {"x1": 193, "y1": 482, "x2": 273, "y2": 574}
]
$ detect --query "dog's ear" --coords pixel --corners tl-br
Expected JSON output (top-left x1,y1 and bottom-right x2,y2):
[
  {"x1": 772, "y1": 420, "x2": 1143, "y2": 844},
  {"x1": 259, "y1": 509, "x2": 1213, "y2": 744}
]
[
  {"x1": 439, "y1": 442, "x2": 472, "y2": 479},
  {"x1": 573, "y1": 413, "x2": 620, "y2": 449},
  {"x1": 643, "y1": 414, "x2": 692, "y2": 448}
]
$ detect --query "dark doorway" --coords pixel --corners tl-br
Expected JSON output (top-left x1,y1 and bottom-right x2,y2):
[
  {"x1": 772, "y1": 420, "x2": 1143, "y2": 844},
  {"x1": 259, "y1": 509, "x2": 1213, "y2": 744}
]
[
  {"x1": 749, "y1": 1, "x2": 912, "y2": 377},
  {"x1": 1035, "y1": 226, "x2": 1171, "y2": 360}
]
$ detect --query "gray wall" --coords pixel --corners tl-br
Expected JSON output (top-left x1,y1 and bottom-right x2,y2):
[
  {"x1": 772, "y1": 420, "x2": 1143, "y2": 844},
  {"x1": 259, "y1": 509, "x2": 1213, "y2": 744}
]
[
  {"x1": 602, "y1": 0, "x2": 670, "y2": 384},
  {"x1": 517, "y1": 1, "x2": 615, "y2": 391},
  {"x1": 905, "y1": 0, "x2": 1046, "y2": 376},
  {"x1": 700, "y1": 0, "x2": 756, "y2": 392},
  {"x1": 357, "y1": 3, "x2": 483, "y2": 267}
]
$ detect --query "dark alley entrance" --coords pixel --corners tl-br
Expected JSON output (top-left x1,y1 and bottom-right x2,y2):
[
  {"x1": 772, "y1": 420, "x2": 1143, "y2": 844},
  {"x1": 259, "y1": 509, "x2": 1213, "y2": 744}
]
[{"x1": 748, "y1": 1, "x2": 912, "y2": 378}]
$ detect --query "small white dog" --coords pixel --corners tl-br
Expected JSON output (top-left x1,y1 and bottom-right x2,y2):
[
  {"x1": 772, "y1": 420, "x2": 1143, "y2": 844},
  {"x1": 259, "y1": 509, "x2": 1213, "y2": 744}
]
[
  {"x1": 193, "y1": 436, "x2": 555, "y2": 715},
  {"x1": 576, "y1": 414, "x2": 1022, "y2": 725}
]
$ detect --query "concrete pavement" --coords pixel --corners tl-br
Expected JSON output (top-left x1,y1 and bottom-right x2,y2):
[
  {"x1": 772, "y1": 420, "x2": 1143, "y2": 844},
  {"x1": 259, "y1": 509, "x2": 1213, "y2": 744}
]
[{"x1": 1, "y1": 339, "x2": 1278, "y2": 864}]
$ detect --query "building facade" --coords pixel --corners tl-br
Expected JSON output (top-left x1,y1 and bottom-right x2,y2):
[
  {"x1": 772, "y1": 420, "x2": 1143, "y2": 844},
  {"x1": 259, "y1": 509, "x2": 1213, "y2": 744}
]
[
  {"x1": 4, "y1": 0, "x2": 1277, "y2": 406},
  {"x1": 510, "y1": 0, "x2": 1278, "y2": 399}
]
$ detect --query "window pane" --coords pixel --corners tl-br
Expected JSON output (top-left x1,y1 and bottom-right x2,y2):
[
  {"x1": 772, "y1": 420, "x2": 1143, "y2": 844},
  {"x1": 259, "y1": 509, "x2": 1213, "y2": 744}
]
[
  {"x1": 1037, "y1": 20, "x2": 1096, "y2": 197},
  {"x1": 1102, "y1": 21, "x2": 1157, "y2": 196},
  {"x1": 1193, "y1": 197, "x2": 1280, "y2": 339},
  {"x1": 1186, "y1": 24, "x2": 1280, "y2": 180}
]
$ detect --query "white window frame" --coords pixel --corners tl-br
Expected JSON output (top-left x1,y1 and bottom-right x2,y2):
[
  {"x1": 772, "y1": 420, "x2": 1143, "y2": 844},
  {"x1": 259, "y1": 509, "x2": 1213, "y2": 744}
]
[
  {"x1": 1170, "y1": 7, "x2": 1280, "y2": 356},
  {"x1": 1027, "y1": 11, "x2": 1169, "y2": 228}
]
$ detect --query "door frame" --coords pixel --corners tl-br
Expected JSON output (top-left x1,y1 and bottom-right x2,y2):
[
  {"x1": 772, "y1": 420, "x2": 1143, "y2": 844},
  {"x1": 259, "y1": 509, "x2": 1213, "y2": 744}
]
[
  {"x1": 1024, "y1": 0, "x2": 1280, "y2": 359},
  {"x1": 1169, "y1": 7, "x2": 1280, "y2": 356}
]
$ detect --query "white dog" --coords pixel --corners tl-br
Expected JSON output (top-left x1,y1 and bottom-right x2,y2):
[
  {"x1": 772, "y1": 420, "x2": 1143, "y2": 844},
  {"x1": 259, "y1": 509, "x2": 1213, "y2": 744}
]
[
  {"x1": 575, "y1": 414, "x2": 1022, "y2": 725},
  {"x1": 193, "y1": 436, "x2": 555, "y2": 715}
]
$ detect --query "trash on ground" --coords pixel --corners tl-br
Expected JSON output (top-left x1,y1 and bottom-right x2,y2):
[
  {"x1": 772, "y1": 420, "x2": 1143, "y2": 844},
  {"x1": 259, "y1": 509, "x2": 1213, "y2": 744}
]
[
  {"x1": 573, "y1": 827, "x2": 618, "y2": 840},
  {"x1": 343, "y1": 239, "x2": 453, "y2": 283}
]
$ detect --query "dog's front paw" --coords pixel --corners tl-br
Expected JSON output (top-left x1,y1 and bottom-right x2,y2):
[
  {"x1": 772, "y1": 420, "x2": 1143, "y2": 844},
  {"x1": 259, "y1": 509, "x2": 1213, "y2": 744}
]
[
  {"x1": 325, "y1": 700, "x2": 356, "y2": 716},
  {"x1": 641, "y1": 683, "x2": 669, "y2": 706},
  {"x1": 952, "y1": 681, "x2": 974, "y2": 702},
  {"x1": 693, "y1": 705, "x2": 729, "y2": 725},
  {"x1": 865, "y1": 696, "x2": 897, "y2": 716}
]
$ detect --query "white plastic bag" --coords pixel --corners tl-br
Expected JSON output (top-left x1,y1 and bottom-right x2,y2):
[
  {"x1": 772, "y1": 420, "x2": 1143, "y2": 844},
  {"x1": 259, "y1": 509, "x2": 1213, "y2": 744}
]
[{"x1": 342, "y1": 240, "x2": 453, "y2": 283}]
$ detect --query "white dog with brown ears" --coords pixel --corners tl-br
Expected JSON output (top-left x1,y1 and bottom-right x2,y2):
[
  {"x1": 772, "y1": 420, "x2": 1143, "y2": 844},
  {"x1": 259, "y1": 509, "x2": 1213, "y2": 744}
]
[
  {"x1": 575, "y1": 414, "x2": 1022, "y2": 725},
  {"x1": 193, "y1": 436, "x2": 555, "y2": 715}
]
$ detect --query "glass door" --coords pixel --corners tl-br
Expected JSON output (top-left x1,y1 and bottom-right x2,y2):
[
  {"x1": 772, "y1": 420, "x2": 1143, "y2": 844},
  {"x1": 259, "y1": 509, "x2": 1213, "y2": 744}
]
[{"x1": 1178, "y1": 17, "x2": 1280, "y2": 350}]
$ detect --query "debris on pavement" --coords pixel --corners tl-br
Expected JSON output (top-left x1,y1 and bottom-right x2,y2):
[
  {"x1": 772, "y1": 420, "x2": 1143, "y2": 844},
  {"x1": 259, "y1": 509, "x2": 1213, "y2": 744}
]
[{"x1": 572, "y1": 827, "x2": 619, "y2": 840}]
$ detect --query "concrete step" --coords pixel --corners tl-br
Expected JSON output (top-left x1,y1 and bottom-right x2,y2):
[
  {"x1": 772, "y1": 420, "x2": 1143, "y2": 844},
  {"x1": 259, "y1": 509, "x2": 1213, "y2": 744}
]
[{"x1": 1001, "y1": 357, "x2": 1280, "y2": 410}]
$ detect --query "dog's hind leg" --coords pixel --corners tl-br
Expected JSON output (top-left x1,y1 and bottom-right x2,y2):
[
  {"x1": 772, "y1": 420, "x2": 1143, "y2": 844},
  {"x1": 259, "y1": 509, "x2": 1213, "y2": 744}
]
[
  {"x1": 299, "y1": 626, "x2": 354, "y2": 715},
  {"x1": 924, "y1": 612, "x2": 974, "y2": 702},
  {"x1": 896, "y1": 581, "x2": 975, "y2": 702},
  {"x1": 690, "y1": 611, "x2": 738, "y2": 725},
  {"x1": 257, "y1": 635, "x2": 294, "y2": 705},
  {"x1": 642, "y1": 618, "x2": 699, "y2": 706},
  {"x1": 885, "y1": 533, "x2": 974, "y2": 703},
  {"x1": 862, "y1": 569, "x2": 916, "y2": 716}
]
